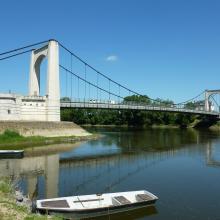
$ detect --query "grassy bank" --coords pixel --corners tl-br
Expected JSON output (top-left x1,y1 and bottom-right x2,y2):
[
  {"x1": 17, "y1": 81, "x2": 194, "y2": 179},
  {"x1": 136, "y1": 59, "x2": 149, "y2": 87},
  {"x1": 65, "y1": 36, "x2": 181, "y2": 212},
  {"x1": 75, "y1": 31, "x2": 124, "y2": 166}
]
[
  {"x1": 209, "y1": 121, "x2": 220, "y2": 131},
  {"x1": 0, "y1": 179, "x2": 61, "y2": 220},
  {"x1": 0, "y1": 130, "x2": 99, "y2": 150}
]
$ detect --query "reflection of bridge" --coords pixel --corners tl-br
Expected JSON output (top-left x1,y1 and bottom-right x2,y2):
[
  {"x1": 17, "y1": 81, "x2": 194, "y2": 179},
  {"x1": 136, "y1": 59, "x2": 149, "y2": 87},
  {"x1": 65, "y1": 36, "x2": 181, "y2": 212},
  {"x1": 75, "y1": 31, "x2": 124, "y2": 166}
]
[
  {"x1": 206, "y1": 142, "x2": 220, "y2": 167},
  {"x1": 0, "y1": 138, "x2": 219, "y2": 199},
  {"x1": 0, "y1": 154, "x2": 59, "y2": 199},
  {"x1": 0, "y1": 39, "x2": 220, "y2": 122}
]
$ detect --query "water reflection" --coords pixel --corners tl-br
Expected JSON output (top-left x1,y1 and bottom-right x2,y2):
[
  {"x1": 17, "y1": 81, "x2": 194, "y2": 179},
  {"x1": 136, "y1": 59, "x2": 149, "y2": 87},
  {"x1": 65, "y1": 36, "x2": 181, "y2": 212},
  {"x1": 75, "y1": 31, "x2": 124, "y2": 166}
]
[
  {"x1": 93, "y1": 206, "x2": 158, "y2": 220},
  {"x1": 0, "y1": 128, "x2": 220, "y2": 219},
  {"x1": 0, "y1": 153, "x2": 59, "y2": 199},
  {"x1": 0, "y1": 143, "x2": 81, "y2": 199},
  {"x1": 206, "y1": 141, "x2": 220, "y2": 167}
]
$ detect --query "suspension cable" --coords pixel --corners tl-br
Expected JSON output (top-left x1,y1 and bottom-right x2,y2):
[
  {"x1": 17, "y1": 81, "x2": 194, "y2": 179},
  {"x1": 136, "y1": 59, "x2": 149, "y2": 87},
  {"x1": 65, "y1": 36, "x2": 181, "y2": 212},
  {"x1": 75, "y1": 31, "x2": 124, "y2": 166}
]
[
  {"x1": 175, "y1": 90, "x2": 205, "y2": 105},
  {"x1": 0, "y1": 49, "x2": 33, "y2": 61},
  {"x1": 0, "y1": 40, "x2": 49, "y2": 56},
  {"x1": 59, "y1": 41, "x2": 205, "y2": 106},
  {"x1": 60, "y1": 65, "x2": 124, "y2": 100},
  {"x1": 59, "y1": 42, "x2": 160, "y2": 102},
  {"x1": 0, "y1": 39, "x2": 206, "y2": 107},
  {"x1": 210, "y1": 94, "x2": 219, "y2": 107}
]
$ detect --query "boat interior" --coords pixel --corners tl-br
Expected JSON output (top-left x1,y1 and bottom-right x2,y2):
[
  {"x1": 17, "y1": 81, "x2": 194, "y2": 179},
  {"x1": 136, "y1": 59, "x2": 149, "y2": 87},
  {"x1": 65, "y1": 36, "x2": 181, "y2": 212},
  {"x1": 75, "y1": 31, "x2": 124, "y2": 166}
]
[{"x1": 39, "y1": 191, "x2": 157, "y2": 210}]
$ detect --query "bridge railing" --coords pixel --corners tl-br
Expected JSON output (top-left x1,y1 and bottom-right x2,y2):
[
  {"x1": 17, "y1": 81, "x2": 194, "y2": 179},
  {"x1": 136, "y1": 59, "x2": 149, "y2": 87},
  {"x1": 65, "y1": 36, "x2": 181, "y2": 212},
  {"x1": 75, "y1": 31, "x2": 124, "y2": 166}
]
[{"x1": 60, "y1": 98, "x2": 217, "y2": 113}]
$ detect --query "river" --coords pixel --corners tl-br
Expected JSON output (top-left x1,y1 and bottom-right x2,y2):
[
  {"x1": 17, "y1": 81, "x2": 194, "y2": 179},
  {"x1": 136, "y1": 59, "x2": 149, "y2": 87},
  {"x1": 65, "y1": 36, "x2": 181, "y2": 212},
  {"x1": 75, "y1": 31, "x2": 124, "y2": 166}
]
[{"x1": 0, "y1": 127, "x2": 220, "y2": 219}]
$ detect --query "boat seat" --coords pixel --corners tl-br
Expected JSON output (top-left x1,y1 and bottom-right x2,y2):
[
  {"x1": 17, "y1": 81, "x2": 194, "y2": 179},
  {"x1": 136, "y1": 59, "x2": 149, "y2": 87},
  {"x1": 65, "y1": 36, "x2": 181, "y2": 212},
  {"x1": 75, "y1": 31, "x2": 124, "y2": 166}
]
[
  {"x1": 136, "y1": 194, "x2": 153, "y2": 202},
  {"x1": 74, "y1": 198, "x2": 104, "y2": 203},
  {"x1": 41, "y1": 199, "x2": 70, "y2": 208},
  {"x1": 113, "y1": 196, "x2": 131, "y2": 205}
]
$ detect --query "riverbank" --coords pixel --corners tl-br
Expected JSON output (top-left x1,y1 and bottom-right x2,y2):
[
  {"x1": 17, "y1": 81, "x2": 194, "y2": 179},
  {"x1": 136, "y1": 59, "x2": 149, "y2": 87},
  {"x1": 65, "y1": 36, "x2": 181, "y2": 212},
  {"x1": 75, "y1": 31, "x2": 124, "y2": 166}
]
[
  {"x1": 0, "y1": 130, "x2": 99, "y2": 150},
  {"x1": 81, "y1": 118, "x2": 216, "y2": 129},
  {"x1": 0, "y1": 121, "x2": 91, "y2": 137},
  {"x1": 0, "y1": 179, "x2": 61, "y2": 220},
  {"x1": 209, "y1": 121, "x2": 220, "y2": 131},
  {"x1": 82, "y1": 124, "x2": 186, "y2": 129}
]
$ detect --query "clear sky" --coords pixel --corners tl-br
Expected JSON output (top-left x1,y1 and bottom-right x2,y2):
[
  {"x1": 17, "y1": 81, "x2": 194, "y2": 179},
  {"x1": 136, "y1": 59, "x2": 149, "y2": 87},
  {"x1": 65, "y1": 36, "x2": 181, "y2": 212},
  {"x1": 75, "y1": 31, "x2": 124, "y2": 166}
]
[{"x1": 0, "y1": 0, "x2": 220, "y2": 102}]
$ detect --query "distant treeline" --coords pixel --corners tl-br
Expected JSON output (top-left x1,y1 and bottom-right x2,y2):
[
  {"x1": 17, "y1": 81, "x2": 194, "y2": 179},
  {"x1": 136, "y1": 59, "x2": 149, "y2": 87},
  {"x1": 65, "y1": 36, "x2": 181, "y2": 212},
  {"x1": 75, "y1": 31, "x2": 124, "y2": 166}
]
[{"x1": 61, "y1": 95, "x2": 197, "y2": 127}]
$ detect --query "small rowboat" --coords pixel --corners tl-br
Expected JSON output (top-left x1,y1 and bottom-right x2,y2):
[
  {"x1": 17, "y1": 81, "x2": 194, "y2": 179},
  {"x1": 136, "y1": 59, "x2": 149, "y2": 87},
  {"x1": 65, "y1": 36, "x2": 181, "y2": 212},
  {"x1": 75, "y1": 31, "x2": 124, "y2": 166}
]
[
  {"x1": 0, "y1": 150, "x2": 24, "y2": 159},
  {"x1": 36, "y1": 190, "x2": 158, "y2": 219}
]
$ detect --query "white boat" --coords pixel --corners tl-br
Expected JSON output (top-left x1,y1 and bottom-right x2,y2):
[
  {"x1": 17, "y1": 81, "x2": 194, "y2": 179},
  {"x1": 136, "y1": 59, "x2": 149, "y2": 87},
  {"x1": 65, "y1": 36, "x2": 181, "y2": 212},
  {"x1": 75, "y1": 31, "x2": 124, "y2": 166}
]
[
  {"x1": 0, "y1": 150, "x2": 24, "y2": 159},
  {"x1": 36, "y1": 190, "x2": 158, "y2": 219}
]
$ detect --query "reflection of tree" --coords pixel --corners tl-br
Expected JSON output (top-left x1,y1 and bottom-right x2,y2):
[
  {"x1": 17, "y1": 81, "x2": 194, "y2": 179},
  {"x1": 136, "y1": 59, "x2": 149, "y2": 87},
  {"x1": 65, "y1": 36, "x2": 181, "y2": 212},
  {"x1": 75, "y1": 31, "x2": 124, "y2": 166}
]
[{"x1": 95, "y1": 128, "x2": 219, "y2": 153}]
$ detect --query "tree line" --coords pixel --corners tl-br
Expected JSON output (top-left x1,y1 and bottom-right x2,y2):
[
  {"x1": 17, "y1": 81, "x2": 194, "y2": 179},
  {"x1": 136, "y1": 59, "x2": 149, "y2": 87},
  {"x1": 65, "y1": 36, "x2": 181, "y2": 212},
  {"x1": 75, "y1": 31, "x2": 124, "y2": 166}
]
[{"x1": 61, "y1": 95, "x2": 197, "y2": 127}]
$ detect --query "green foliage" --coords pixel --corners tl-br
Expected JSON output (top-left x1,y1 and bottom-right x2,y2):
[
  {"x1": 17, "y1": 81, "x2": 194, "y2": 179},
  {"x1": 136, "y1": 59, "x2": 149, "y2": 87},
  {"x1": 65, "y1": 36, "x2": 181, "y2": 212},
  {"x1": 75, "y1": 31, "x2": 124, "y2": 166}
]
[
  {"x1": 0, "y1": 178, "x2": 63, "y2": 220},
  {"x1": 60, "y1": 97, "x2": 71, "y2": 102},
  {"x1": 185, "y1": 101, "x2": 196, "y2": 109},
  {"x1": 0, "y1": 130, "x2": 22, "y2": 139},
  {"x1": 123, "y1": 95, "x2": 151, "y2": 104},
  {"x1": 0, "y1": 130, "x2": 46, "y2": 145},
  {"x1": 24, "y1": 215, "x2": 62, "y2": 220},
  {"x1": 61, "y1": 95, "x2": 196, "y2": 127},
  {"x1": 153, "y1": 98, "x2": 174, "y2": 107},
  {"x1": 0, "y1": 180, "x2": 13, "y2": 194}
]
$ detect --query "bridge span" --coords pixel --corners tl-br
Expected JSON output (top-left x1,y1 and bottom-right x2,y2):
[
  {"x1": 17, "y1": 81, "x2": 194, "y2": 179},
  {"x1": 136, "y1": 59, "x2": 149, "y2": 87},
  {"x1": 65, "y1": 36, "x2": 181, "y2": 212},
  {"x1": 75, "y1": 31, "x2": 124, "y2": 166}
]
[
  {"x1": 1, "y1": 39, "x2": 220, "y2": 122},
  {"x1": 61, "y1": 101, "x2": 220, "y2": 117}
]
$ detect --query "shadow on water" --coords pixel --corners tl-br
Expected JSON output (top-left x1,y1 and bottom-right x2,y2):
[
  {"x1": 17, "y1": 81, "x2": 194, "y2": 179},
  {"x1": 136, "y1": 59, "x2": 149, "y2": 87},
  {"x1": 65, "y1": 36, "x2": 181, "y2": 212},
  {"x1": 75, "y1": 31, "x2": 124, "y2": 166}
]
[
  {"x1": 90, "y1": 206, "x2": 158, "y2": 220},
  {"x1": 1, "y1": 127, "x2": 220, "y2": 219}
]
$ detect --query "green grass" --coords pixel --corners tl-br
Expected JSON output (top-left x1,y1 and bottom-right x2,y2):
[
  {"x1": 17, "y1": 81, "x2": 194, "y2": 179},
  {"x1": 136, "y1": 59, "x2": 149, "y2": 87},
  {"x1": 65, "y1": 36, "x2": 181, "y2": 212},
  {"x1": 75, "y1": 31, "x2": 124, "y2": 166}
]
[
  {"x1": 0, "y1": 200, "x2": 29, "y2": 213},
  {"x1": 24, "y1": 214, "x2": 62, "y2": 220},
  {"x1": 0, "y1": 179, "x2": 13, "y2": 194},
  {"x1": 0, "y1": 179, "x2": 63, "y2": 220},
  {"x1": 0, "y1": 129, "x2": 98, "y2": 150},
  {"x1": 0, "y1": 130, "x2": 24, "y2": 142},
  {"x1": 0, "y1": 130, "x2": 46, "y2": 143}
]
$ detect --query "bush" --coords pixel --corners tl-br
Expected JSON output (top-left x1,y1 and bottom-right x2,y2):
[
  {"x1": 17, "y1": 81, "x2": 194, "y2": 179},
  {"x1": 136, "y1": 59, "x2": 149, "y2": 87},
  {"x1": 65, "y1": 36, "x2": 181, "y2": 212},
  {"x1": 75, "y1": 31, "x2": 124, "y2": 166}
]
[{"x1": 2, "y1": 130, "x2": 21, "y2": 138}]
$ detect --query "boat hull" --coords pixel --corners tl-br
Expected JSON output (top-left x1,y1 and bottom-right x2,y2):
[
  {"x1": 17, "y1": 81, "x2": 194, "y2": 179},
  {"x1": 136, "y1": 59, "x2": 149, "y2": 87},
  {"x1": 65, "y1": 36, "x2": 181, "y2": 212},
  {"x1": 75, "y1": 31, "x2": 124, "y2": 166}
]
[
  {"x1": 0, "y1": 150, "x2": 24, "y2": 159},
  {"x1": 38, "y1": 199, "x2": 157, "y2": 219},
  {"x1": 36, "y1": 190, "x2": 158, "y2": 219}
]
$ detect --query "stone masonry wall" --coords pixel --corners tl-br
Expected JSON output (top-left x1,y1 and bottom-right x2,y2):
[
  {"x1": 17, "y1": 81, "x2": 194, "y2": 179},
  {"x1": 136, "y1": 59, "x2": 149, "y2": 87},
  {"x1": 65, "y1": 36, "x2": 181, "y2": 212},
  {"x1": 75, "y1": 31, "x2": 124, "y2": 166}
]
[{"x1": 0, "y1": 121, "x2": 91, "y2": 137}]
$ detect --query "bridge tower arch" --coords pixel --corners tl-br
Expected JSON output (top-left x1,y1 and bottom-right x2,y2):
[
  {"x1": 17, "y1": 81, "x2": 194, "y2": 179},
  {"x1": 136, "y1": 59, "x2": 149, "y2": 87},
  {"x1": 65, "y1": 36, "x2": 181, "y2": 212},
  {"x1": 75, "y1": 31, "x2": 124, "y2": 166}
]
[
  {"x1": 205, "y1": 90, "x2": 220, "y2": 112},
  {"x1": 29, "y1": 40, "x2": 60, "y2": 121}
]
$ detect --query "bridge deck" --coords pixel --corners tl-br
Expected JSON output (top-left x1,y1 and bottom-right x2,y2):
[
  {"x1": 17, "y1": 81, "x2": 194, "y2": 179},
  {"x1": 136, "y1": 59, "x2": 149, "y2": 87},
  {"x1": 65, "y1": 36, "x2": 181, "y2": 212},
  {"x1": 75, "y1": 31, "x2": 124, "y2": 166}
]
[{"x1": 60, "y1": 102, "x2": 219, "y2": 116}]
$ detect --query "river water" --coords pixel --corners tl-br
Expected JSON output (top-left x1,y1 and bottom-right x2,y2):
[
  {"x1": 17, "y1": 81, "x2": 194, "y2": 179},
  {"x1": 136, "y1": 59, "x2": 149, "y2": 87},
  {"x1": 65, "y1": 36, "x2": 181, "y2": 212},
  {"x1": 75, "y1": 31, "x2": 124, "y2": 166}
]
[{"x1": 0, "y1": 127, "x2": 220, "y2": 220}]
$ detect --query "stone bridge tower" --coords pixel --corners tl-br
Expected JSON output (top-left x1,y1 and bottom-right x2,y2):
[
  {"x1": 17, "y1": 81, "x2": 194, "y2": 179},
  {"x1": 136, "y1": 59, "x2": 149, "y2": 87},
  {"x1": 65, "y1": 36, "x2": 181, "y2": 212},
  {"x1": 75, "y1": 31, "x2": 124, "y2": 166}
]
[{"x1": 29, "y1": 40, "x2": 60, "y2": 121}]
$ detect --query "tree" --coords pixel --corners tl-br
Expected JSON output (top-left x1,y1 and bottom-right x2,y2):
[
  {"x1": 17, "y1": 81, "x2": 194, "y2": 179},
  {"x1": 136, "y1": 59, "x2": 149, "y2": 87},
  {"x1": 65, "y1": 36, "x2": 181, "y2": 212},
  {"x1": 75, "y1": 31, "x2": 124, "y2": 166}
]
[
  {"x1": 123, "y1": 95, "x2": 151, "y2": 104},
  {"x1": 60, "y1": 97, "x2": 71, "y2": 102}
]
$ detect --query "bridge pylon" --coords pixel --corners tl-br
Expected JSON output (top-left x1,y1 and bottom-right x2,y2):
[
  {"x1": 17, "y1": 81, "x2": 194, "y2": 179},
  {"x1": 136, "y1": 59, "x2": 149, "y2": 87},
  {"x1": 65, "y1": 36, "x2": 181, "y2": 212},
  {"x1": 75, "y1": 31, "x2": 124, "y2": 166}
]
[
  {"x1": 205, "y1": 90, "x2": 220, "y2": 112},
  {"x1": 29, "y1": 40, "x2": 60, "y2": 121}
]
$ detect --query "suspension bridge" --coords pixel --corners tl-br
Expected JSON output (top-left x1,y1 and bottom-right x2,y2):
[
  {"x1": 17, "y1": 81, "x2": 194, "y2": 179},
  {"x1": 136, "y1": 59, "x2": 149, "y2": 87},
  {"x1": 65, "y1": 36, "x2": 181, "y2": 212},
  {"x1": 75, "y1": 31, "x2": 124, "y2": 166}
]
[{"x1": 0, "y1": 39, "x2": 219, "y2": 122}]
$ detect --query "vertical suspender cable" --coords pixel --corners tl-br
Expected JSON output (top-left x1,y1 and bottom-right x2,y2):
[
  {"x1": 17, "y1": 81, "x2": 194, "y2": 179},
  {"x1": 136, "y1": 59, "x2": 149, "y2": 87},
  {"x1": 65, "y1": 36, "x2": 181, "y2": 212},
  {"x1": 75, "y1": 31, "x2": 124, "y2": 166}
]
[
  {"x1": 65, "y1": 69, "x2": 68, "y2": 98},
  {"x1": 109, "y1": 80, "x2": 110, "y2": 103},
  {"x1": 88, "y1": 82, "x2": 91, "y2": 102},
  {"x1": 96, "y1": 72, "x2": 99, "y2": 102},
  {"x1": 84, "y1": 64, "x2": 87, "y2": 102},
  {"x1": 118, "y1": 85, "x2": 120, "y2": 104},
  {"x1": 77, "y1": 76, "x2": 79, "y2": 102},
  {"x1": 70, "y1": 54, "x2": 73, "y2": 102}
]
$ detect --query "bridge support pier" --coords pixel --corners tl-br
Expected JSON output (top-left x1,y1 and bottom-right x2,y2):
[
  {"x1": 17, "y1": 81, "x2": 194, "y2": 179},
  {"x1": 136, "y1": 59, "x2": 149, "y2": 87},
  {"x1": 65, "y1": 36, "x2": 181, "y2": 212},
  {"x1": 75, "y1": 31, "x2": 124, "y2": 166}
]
[{"x1": 29, "y1": 40, "x2": 60, "y2": 121}]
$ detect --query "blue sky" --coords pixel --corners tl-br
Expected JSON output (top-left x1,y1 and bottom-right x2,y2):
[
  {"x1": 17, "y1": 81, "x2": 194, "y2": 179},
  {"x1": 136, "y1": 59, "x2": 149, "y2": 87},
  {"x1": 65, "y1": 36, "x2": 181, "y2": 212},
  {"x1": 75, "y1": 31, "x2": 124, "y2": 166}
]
[{"x1": 0, "y1": 0, "x2": 220, "y2": 102}]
